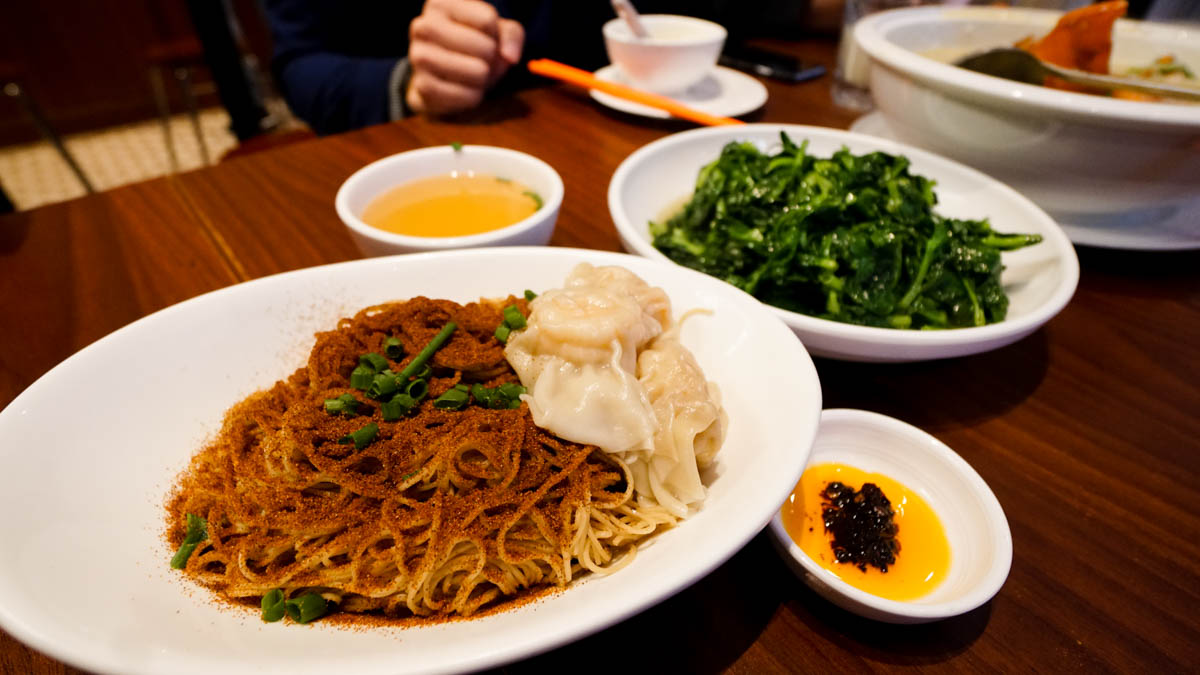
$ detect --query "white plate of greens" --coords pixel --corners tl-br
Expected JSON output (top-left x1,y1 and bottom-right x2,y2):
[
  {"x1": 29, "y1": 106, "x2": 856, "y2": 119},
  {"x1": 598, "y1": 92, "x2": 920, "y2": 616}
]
[{"x1": 608, "y1": 124, "x2": 1079, "y2": 362}]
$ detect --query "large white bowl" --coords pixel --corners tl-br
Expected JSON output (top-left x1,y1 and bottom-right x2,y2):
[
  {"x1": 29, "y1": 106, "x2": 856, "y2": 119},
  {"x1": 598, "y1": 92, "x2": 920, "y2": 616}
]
[
  {"x1": 608, "y1": 124, "x2": 1080, "y2": 363},
  {"x1": 0, "y1": 247, "x2": 821, "y2": 675},
  {"x1": 854, "y1": 6, "x2": 1200, "y2": 219},
  {"x1": 767, "y1": 409, "x2": 1013, "y2": 624},
  {"x1": 335, "y1": 145, "x2": 563, "y2": 257}
]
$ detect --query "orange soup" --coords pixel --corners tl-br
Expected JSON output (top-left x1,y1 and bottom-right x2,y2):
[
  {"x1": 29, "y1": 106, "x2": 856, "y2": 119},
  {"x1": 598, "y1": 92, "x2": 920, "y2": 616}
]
[
  {"x1": 780, "y1": 463, "x2": 951, "y2": 601},
  {"x1": 362, "y1": 173, "x2": 541, "y2": 238}
]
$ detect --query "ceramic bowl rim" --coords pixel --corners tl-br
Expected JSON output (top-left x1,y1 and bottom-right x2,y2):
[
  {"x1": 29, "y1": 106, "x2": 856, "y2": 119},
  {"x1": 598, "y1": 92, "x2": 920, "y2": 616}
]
[
  {"x1": 854, "y1": 5, "x2": 1200, "y2": 130},
  {"x1": 767, "y1": 408, "x2": 1014, "y2": 622},
  {"x1": 335, "y1": 145, "x2": 564, "y2": 250}
]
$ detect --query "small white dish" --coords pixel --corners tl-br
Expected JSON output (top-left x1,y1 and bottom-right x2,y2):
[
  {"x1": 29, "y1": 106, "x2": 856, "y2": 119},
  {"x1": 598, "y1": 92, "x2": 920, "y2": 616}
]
[
  {"x1": 608, "y1": 123, "x2": 1080, "y2": 363},
  {"x1": 602, "y1": 14, "x2": 726, "y2": 93},
  {"x1": 591, "y1": 64, "x2": 768, "y2": 119},
  {"x1": 335, "y1": 144, "x2": 563, "y2": 257},
  {"x1": 850, "y1": 112, "x2": 1200, "y2": 251},
  {"x1": 0, "y1": 247, "x2": 821, "y2": 675},
  {"x1": 768, "y1": 409, "x2": 1013, "y2": 624}
]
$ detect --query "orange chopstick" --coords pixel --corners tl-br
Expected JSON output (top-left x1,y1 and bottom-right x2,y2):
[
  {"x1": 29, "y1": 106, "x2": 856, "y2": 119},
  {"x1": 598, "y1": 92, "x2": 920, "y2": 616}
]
[{"x1": 527, "y1": 58, "x2": 745, "y2": 127}]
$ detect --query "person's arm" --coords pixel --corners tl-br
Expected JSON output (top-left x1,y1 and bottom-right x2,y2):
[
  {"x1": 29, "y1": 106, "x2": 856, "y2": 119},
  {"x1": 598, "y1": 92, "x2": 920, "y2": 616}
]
[{"x1": 263, "y1": 0, "x2": 416, "y2": 135}]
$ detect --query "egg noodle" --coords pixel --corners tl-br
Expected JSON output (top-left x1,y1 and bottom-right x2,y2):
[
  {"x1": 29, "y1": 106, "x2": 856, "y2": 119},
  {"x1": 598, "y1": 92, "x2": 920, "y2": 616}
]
[{"x1": 167, "y1": 265, "x2": 725, "y2": 622}]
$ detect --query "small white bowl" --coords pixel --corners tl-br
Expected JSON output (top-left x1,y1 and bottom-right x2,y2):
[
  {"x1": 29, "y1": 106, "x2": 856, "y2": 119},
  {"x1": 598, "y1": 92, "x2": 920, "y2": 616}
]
[
  {"x1": 335, "y1": 145, "x2": 563, "y2": 257},
  {"x1": 854, "y1": 6, "x2": 1200, "y2": 219},
  {"x1": 603, "y1": 14, "x2": 727, "y2": 94},
  {"x1": 768, "y1": 409, "x2": 1013, "y2": 624},
  {"x1": 608, "y1": 124, "x2": 1080, "y2": 363}
]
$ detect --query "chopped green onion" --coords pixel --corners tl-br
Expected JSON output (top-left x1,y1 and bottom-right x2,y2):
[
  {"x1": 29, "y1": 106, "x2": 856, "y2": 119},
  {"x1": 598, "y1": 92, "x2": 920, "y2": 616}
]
[
  {"x1": 384, "y1": 337, "x2": 404, "y2": 360},
  {"x1": 381, "y1": 394, "x2": 417, "y2": 421},
  {"x1": 433, "y1": 387, "x2": 470, "y2": 410},
  {"x1": 497, "y1": 382, "x2": 527, "y2": 400},
  {"x1": 494, "y1": 324, "x2": 511, "y2": 343},
  {"x1": 495, "y1": 176, "x2": 512, "y2": 184},
  {"x1": 508, "y1": 398, "x2": 522, "y2": 409},
  {"x1": 470, "y1": 383, "x2": 492, "y2": 407},
  {"x1": 368, "y1": 373, "x2": 399, "y2": 400},
  {"x1": 405, "y1": 378, "x2": 428, "y2": 400},
  {"x1": 450, "y1": 141, "x2": 463, "y2": 152},
  {"x1": 284, "y1": 593, "x2": 328, "y2": 624},
  {"x1": 523, "y1": 190, "x2": 543, "y2": 210},
  {"x1": 323, "y1": 393, "x2": 359, "y2": 417},
  {"x1": 502, "y1": 305, "x2": 527, "y2": 330},
  {"x1": 524, "y1": 289, "x2": 537, "y2": 302},
  {"x1": 454, "y1": 383, "x2": 470, "y2": 392},
  {"x1": 350, "y1": 365, "x2": 375, "y2": 390},
  {"x1": 170, "y1": 513, "x2": 207, "y2": 569},
  {"x1": 415, "y1": 363, "x2": 433, "y2": 380},
  {"x1": 398, "y1": 322, "x2": 457, "y2": 380},
  {"x1": 261, "y1": 589, "x2": 286, "y2": 622},
  {"x1": 339, "y1": 423, "x2": 378, "y2": 450},
  {"x1": 359, "y1": 352, "x2": 389, "y2": 372}
]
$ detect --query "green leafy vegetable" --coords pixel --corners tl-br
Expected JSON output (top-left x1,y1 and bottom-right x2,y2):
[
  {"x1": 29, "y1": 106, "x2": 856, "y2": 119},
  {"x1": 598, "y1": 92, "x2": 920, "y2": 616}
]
[
  {"x1": 650, "y1": 133, "x2": 1042, "y2": 329},
  {"x1": 170, "y1": 513, "x2": 207, "y2": 569}
]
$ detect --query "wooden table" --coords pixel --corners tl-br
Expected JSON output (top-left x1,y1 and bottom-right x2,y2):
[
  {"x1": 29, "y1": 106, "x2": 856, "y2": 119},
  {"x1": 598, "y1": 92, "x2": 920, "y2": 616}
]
[{"x1": 3, "y1": 39, "x2": 1198, "y2": 673}]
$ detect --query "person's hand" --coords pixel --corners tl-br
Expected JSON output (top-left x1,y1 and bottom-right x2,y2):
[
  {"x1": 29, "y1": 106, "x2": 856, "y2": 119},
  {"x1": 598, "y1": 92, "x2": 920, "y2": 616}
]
[{"x1": 406, "y1": 0, "x2": 525, "y2": 115}]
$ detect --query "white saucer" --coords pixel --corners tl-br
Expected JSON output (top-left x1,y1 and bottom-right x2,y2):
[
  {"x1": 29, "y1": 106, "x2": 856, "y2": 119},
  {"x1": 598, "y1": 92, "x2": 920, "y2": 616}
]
[
  {"x1": 590, "y1": 65, "x2": 768, "y2": 120},
  {"x1": 850, "y1": 112, "x2": 1200, "y2": 252}
]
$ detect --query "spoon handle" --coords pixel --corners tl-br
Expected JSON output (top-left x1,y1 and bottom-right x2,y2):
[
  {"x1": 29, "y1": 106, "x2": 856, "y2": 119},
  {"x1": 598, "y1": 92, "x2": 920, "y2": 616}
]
[
  {"x1": 1045, "y1": 64, "x2": 1200, "y2": 102},
  {"x1": 611, "y1": 0, "x2": 650, "y2": 38}
]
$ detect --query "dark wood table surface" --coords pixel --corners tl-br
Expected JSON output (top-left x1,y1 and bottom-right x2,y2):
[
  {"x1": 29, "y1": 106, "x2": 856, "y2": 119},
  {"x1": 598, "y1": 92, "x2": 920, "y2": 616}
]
[{"x1": 2, "y1": 39, "x2": 1198, "y2": 673}]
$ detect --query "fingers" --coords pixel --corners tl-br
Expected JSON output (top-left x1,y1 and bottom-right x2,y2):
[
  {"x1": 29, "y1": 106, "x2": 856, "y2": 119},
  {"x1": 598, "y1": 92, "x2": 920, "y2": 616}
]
[
  {"x1": 497, "y1": 18, "x2": 524, "y2": 64},
  {"x1": 428, "y1": 0, "x2": 501, "y2": 38},
  {"x1": 407, "y1": 69, "x2": 485, "y2": 115},
  {"x1": 409, "y1": 40, "x2": 491, "y2": 89},
  {"x1": 410, "y1": 10, "x2": 497, "y2": 62},
  {"x1": 407, "y1": 0, "x2": 526, "y2": 116}
]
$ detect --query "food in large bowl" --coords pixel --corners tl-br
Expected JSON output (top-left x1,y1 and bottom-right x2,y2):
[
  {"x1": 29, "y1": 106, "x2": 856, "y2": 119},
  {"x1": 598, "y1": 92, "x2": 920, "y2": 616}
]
[{"x1": 853, "y1": 6, "x2": 1200, "y2": 219}]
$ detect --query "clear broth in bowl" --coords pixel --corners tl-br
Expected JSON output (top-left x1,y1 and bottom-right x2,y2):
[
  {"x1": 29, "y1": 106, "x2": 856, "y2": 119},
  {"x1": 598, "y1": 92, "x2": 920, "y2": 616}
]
[{"x1": 363, "y1": 173, "x2": 541, "y2": 238}]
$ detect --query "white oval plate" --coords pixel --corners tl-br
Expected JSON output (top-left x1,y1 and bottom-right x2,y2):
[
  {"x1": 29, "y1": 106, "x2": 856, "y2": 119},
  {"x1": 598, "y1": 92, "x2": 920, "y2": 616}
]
[
  {"x1": 590, "y1": 65, "x2": 768, "y2": 119},
  {"x1": 0, "y1": 247, "x2": 821, "y2": 675},
  {"x1": 608, "y1": 124, "x2": 1080, "y2": 362}
]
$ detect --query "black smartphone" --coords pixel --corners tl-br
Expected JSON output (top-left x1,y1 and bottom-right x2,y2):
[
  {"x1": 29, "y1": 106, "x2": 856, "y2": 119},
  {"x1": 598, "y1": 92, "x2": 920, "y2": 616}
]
[{"x1": 719, "y1": 45, "x2": 826, "y2": 82}]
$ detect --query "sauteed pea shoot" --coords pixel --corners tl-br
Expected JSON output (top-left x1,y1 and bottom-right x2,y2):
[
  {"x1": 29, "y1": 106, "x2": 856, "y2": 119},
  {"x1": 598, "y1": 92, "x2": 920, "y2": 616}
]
[{"x1": 651, "y1": 133, "x2": 1042, "y2": 329}]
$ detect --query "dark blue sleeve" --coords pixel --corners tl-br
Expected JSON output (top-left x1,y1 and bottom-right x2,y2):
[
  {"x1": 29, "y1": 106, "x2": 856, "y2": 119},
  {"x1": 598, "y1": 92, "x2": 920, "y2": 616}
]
[
  {"x1": 263, "y1": 0, "x2": 420, "y2": 136},
  {"x1": 275, "y1": 52, "x2": 397, "y2": 136}
]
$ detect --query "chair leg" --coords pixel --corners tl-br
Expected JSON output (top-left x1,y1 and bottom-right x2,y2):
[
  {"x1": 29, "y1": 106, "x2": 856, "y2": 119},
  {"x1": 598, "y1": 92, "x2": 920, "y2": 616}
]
[
  {"x1": 148, "y1": 66, "x2": 180, "y2": 173},
  {"x1": 175, "y1": 66, "x2": 210, "y2": 166},
  {"x1": 4, "y1": 81, "x2": 95, "y2": 194}
]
